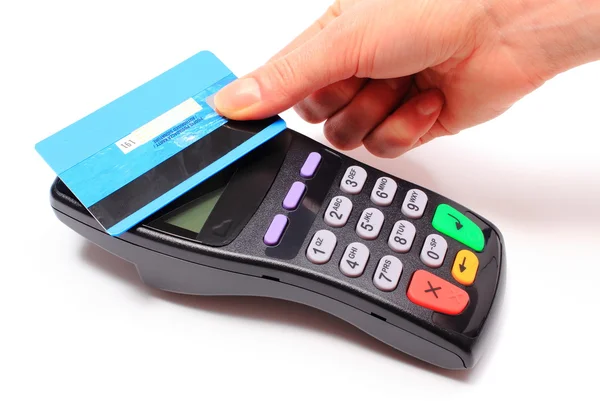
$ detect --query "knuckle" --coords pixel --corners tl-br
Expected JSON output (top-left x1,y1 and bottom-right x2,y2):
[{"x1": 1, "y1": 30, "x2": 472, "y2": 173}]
[
  {"x1": 304, "y1": 90, "x2": 341, "y2": 117},
  {"x1": 266, "y1": 57, "x2": 298, "y2": 96},
  {"x1": 417, "y1": 130, "x2": 435, "y2": 146},
  {"x1": 387, "y1": 131, "x2": 415, "y2": 150},
  {"x1": 315, "y1": 78, "x2": 359, "y2": 105},
  {"x1": 435, "y1": 118, "x2": 458, "y2": 136},
  {"x1": 339, "y1": 20, "x2": 366, "y2": 76},
  {"x1": 309, "y1": 87, "x2": 332, "y2": 106},
  {"x1": 324, "y1": 119, "x2": 358, "y2": 150},
  {"x1": 362, "y1": 138, "x2": 389, "y2": 158},
  {"x1": 323, "y1": 120, "x2": 344, "y2": 147},
  {"x1": 365, "y1": 122, "x2": 418, "y2": 155},
  {"x1": 293, "y1": 102, "x2": 324, "y2": 124},
  {"x1": 328, "y1": 0, "x2": 344, "y2": 18},
  {"x1": 317, "y1": 0, "x2": 343, "y2": 30}
]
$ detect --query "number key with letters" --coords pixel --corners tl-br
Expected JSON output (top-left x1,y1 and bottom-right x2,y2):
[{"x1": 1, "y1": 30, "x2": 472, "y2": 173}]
[
  {"x1": 324, "y1": 196, "x2": 353, "y2": 228},
  {"x1": 371, "y1": 176, "x2": 397, "y2": 206},
  {"x1": 388, "y1": 220, "x2": 416, "y2": 253},
  {"x1": 306, "y1": 229, "x2": 337, "y2": 264},
  {"x1": 340, "y1": 165, "x2": 367, "y2": 194},
  {"x1": 339, "y1": 242, "x2": 370, "y2": 277},
  {"x1": 402, "y1": 189, "x2": 428, "y2": 219},
  {"x1": 373, "y1": 255, "x2": 403, "y2": 291},
  {"x1": 356, "y1": 207, "x2": 384, "y2": 240}
]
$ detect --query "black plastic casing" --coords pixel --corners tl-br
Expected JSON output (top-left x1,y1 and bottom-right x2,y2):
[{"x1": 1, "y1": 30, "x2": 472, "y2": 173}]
[{"x1": 49, "y1": 126, "x2": 506, "y2": 370}]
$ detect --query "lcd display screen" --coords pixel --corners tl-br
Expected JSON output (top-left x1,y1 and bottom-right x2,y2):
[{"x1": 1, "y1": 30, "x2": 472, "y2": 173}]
[{"x1": 164, "y1": 187, "x2": 225, "y2": 233}]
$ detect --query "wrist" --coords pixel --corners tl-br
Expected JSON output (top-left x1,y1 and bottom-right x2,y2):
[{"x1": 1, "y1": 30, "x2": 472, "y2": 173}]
[{"x1": 482, "y1": 0, "x2": 600, "y2": 84}]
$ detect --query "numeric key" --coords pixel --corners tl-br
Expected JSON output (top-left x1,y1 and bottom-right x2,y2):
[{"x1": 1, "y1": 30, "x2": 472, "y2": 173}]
[
  {"x1": 339, "y1": 242, "x2": 369, "y2": 278},
  {"x1": 324, "y1": 196, "x2": 353, "y2": 227},
  {"x1": 340, "y1": 166, "x2": 367, "y2": 194},
  {"x1": 373, "y1": 255, "x2": 403, "y2": 291},
  {"x1": 388, "y1": 220, "x2": 416, "y2": 253},
  {"x1": 402, "y1": 189, "x2": 428, "y2": 218},
  {"x1": 307, "y1": 230, "x2": 337, "y2": 264},
  {"x1": 356, "y1": 208, "x2": 384, "y2": 240},
  {"x1": 420, "y1": 234, "x2": 447, "y2": 268},
  {"x1": 371, "y1": 177, "x2": 397, "y2": 206}
]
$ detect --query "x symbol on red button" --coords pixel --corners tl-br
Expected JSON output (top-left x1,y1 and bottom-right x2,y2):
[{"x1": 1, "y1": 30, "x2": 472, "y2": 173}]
[
  {"x1": 447, "y1": 288, "x2": 466, "y2": 304},
  {"x1": 424, "y1": 281, "x2": 442, "y2": 298}
]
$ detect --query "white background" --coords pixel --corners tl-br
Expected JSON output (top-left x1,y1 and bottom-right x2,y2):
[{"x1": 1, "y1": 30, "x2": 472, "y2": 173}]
[{"x1": 1, "y1": 0, "x2": 599, "y2": 399}]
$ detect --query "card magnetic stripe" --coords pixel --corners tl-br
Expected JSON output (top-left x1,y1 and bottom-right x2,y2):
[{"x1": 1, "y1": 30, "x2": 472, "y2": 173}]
[{"x1": 94, "y1": 117, "x2": 285, "y2": 236}]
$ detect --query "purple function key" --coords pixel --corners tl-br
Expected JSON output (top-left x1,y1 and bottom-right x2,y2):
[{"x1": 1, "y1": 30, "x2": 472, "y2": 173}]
[
  {"x1": 300, "y1": 152, "x2": 322, "y2": 178},
  {"x1": 283, "y1": 181, "x2": 306, "y2": 210},
  {"x1": 263, "y1": 214, "x2": 288, "y2": 246}
]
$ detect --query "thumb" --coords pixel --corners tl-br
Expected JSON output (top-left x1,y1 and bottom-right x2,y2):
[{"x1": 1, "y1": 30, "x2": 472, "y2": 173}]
[{"x1": 213, "y1": 13, "x2": 363, "y2": 120}]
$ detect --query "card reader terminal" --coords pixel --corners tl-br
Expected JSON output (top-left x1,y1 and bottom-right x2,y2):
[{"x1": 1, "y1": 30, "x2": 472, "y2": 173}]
[{"x1": 48, "y1": 118, "x2": 505, "y2": 370}]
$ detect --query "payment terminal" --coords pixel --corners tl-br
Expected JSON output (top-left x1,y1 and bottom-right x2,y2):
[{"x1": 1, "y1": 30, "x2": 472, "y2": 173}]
[{"x1": 48, "y1": 118, "x2": 506, "y2": 370}]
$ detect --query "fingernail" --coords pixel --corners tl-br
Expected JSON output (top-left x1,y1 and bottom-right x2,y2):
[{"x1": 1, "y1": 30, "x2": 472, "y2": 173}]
[
  {"x1": 416, "y1": 93, "x2": 443, "y2": 115},
  {"x1": 213, "y1": 77, "x2": 261, "y2": 114}
]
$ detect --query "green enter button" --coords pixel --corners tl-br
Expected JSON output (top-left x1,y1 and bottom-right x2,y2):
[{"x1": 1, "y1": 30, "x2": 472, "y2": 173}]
[{"x1": 432, "y1": 204, "x2": 485, "y2": 252}]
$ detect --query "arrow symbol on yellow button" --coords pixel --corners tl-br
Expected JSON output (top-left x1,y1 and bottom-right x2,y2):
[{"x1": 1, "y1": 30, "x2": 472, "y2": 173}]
[{"x1": 459, "y1": 257, "x2": 467, "y2": 272}]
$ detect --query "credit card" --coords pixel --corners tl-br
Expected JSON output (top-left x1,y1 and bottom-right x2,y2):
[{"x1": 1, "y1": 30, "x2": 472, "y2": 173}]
[{"x1": 35, "y1": 51, "x2": 287, "y2": 236}]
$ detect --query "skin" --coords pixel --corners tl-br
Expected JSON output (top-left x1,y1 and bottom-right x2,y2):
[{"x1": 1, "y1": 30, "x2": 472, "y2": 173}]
[{"x1": 213, "y1": 0, "x2": 600, "y2": 158}]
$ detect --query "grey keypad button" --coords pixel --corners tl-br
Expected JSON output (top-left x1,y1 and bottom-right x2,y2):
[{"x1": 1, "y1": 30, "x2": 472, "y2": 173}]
[
  {"x1": 370, "y1": 176, "x2": 397, "y2": 206},
  {"x1": 356, "y1": 208, "x2": 384, "y2": 240},
  {"x1": 388, "y1": 220, "x2": 416, "y2": 253},
  {"x1": 339, "y1": 242, "x2": 369, "y2": 278},
  {"x1": 340, "y1": 166, "x2": 367, "y2": 194},
  {"x1": 306, "y1": 229, "x2": 337, "y2": 264},
  {"x1": 420, "y1": 233, "x2": 448, "y2": 268},
  {"x1": 324, "y1": 196, "x2": 353, "y2": 228},
  {"x1": 373, "y1": 255, "x2": 403, "y2": 291},
  {"x1": 401, "y1": 189, "x2": 428, "y2": 218}
]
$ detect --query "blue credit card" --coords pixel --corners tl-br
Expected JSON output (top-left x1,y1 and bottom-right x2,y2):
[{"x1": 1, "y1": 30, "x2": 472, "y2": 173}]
[{"x1": 35, "y1": 51, "x2": 286, "y2": 236}]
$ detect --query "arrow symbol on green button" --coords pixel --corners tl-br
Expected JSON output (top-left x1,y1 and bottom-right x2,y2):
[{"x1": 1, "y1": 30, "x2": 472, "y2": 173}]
[
  {"x1": 432, "y1": 204, "x2": 485, "y2": 252},
  {"x1": 448, "y1": 213, "x2": 463, "y2": 230}
]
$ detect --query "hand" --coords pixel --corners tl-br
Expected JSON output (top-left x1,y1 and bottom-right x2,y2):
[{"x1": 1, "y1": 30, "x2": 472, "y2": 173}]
[{"x1": 214, "y1": 0, "x2": 600, "y2": 158}]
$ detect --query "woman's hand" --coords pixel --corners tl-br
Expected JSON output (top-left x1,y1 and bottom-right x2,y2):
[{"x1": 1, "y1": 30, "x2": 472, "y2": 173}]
[{"x1": 214, "y1": 0, "x2": 600, "y2": 158}]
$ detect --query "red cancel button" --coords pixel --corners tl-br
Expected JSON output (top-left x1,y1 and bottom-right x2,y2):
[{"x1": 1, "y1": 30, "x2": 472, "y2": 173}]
[{"x1": 407, "y1": 270, "x2": 469, "y2": 315}]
